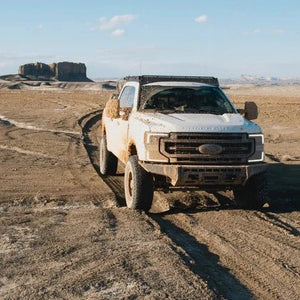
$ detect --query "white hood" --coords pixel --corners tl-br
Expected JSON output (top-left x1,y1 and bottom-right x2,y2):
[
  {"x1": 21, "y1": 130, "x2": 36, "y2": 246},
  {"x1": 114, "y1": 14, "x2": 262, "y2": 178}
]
[{"x1": 133, "y1": 112, "x2": 261, "y2": 133}]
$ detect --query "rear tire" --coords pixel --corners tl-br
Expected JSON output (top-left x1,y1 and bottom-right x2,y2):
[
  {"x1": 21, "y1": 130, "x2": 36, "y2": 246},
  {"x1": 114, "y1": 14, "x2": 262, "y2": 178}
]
[
  {"x1": 124, "y1": 155, "x2": 153, "y2": 212},
  {"x1": 99, "y1": 136, "x2": 118, "y2": 175},
  {"x1": 233, "y1": 172, "x2": 268, "y2": 209}
]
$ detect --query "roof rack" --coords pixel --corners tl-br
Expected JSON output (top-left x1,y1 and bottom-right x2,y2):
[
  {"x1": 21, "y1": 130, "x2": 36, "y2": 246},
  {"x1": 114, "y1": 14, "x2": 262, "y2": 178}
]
[{"x1": 123, "y1": 75, "x2": 219, "y2": 87}]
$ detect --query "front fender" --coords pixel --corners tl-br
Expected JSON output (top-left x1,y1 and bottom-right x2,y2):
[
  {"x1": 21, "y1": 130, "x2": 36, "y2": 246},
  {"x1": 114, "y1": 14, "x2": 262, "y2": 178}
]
[{"x1": 128, "y1": 116, "x2": 150, "y2": 161}]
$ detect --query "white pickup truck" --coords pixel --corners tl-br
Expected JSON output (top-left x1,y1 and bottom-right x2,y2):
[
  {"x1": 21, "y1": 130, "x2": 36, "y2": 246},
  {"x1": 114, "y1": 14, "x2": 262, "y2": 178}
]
[{"x1": 100, "y1": 75, "x2": 267, "y2": 211}]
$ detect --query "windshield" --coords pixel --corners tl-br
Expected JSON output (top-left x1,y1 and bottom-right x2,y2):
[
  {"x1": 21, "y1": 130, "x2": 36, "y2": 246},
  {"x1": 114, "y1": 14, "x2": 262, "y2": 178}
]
[{"x1": 140, "y1": 86, "x2": 236, "y2": 114}]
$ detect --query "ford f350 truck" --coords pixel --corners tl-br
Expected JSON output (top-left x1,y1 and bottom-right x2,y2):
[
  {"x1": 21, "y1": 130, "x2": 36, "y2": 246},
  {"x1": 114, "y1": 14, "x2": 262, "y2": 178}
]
[{"x1": 100, "y1": 75, "x2": 267, "y2": 211}]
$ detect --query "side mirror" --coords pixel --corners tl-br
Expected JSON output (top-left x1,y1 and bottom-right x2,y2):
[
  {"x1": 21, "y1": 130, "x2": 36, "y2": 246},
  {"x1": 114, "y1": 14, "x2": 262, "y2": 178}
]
[
  {"x1": 104, "y1": 96, "x2": 119, "y2": 119},
  {"x1": 244, "y1": 101, "x2": 258, "y2": 120},
  {"x1": 117, "y1": 80, "x2": 126, "y2": 93}
]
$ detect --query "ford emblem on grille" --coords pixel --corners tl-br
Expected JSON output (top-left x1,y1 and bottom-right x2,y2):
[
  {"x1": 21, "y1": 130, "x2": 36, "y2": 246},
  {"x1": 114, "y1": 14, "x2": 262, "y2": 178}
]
[{"x1": 198, "y1": 144, "x2": 223, "y2": 155}]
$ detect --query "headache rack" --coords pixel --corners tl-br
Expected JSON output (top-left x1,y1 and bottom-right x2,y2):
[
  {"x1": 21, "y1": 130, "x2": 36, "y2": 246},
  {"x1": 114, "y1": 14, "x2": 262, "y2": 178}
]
[{"x1": 123, "y1": 75, "x2": 219, "y2": 87}]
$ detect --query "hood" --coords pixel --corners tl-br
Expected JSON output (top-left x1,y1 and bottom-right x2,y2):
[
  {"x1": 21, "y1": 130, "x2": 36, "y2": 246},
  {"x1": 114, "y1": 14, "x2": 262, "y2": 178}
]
[{"x1": 133, "y1": 112, "x2": 261, "y2": 133}]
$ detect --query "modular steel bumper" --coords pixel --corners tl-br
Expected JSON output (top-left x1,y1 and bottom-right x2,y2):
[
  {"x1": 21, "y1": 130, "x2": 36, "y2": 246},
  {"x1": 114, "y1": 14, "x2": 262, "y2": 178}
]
[{"x1": 140, "y1": 162, "x2": 267, "y2": 187}]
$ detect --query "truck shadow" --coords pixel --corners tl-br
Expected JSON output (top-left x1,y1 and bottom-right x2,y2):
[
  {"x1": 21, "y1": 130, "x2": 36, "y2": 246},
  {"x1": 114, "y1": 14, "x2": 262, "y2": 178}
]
[
  {"x1": 159, "y1": 162, "x2": 300, "y2": 215},
  {"x1": 266, "y1": 162, "x2": 300, "y2": 212},
  {"x1": 150, "y1": 214, "x2": 254, "y2": 299}
]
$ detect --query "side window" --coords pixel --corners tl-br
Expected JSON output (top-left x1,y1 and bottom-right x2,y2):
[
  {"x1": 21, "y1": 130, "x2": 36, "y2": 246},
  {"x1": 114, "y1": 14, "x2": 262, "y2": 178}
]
[
  {"x1": 119, "y1": 86, "x2": 135, "y2": 108},
  {"x1": 127, "y1": 87, "x2": 135, "y2": 108},
  {"x1": 119, "y1": 87, "x2": 130, "y2": 108}
]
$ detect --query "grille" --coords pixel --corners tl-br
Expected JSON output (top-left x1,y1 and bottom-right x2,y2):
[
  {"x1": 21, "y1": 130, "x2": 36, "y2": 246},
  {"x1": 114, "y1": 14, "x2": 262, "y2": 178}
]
[{"x1": 160, "y1": 133, "x2": 254, "y2": 165}]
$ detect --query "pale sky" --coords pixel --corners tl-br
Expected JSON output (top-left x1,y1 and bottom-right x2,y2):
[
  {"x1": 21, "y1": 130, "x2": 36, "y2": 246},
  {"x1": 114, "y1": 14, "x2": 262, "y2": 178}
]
[{"x1": 0, "y1": 0, "x2": 299, "y2": 78}]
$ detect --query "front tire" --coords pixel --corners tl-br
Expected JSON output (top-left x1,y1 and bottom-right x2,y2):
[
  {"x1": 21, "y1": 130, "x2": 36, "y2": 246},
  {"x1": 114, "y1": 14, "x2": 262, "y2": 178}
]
[
  {"x1": 233, "y1": 172, "x2": 268, "y2": 209},
  {"x1": 124, "y1": 155, "x2": 153, "y2": 212},
  {"x1": 99, "y1": 136, "x2": 118, "y2": 175}
]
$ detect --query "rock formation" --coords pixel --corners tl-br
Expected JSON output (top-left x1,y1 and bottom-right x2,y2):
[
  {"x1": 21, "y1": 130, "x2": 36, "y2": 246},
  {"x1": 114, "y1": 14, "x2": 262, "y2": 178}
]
[
  {"x1": 54, "y1": 62, "x2": 89, "y2": 81},
  {"x1": 18, "y1": 62, "x2": 92, "y2": 82},
  {"x1": 18, "y1": 62, "x2": 54, "y2": 80}
]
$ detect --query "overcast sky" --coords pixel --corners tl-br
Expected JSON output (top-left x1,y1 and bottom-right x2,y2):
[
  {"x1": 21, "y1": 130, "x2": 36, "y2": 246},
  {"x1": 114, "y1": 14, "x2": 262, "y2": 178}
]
[{"x1": 0, "y1": 0, "x2": 299, "y2": 78}]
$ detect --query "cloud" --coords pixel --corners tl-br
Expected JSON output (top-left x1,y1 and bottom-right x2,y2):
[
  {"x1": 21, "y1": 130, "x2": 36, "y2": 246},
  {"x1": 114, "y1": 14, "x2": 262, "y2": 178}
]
[
  {"x1": 195, "y1": 14, "x2": 208, "y2": 23},
  {"x1": 37, "y1": 24, "x2": 44, "y2": 30},
  {"x1": 274, "y1": 29, "x2": 285, "y2": 34},
  {"x1": 253, "y1": 28, "x2": 261, "y2": 34},
  {"x1": 243, "y1": 29, "x2": 261, "y2": 35},
  {"x1": 111, "y1": 29, "x2": 125, "y2": 37},
  {"x1": 99, "y1": 14, "x2": 137, "y2": 30}
]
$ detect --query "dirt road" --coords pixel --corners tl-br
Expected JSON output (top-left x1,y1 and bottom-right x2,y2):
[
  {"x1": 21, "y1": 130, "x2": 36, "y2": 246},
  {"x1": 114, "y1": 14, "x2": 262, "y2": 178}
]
[{"x1": 0, "y1": 88, "x2": 299, "y2": 299}]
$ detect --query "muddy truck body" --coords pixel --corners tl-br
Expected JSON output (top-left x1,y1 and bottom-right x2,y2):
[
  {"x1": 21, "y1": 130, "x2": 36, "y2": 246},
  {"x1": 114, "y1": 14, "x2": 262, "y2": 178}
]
[{"x1": 100, "y1": 75, "x2": 268, "y2": 211}]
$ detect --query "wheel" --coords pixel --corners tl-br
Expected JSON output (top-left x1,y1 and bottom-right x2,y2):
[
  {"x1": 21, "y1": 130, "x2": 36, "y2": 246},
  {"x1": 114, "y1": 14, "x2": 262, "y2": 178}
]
[
  {"x1": 233, "y1": 172, "x2": 268, "y2": 209},
  {"x1": 99, "y1": 136, "x2": 118, "y2": 175},
  {"x1": 124, "y1": 155, "x2": 154, "y2": 212}
]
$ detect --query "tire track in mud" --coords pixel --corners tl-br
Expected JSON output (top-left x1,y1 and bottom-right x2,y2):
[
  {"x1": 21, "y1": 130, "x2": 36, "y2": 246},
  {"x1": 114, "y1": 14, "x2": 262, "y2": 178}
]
[
  {"x1": 253, "y1": 211, "x2": 300, "y2": 237},
  {"x1": 160, "y1": 211, "x2": 300, "y2": 299},
  {"x1": 61, "y1": 113, "x2": 117, "y2": 209},
  {"x1": 150, "y1": 214, "x2": 254, "y2": 299},
  {"x1": 0, "y1": 115, "x2": 79, "y2": 136},
  {"x1": 0, "y1": 111, "x2": 114, "y2": 209}
]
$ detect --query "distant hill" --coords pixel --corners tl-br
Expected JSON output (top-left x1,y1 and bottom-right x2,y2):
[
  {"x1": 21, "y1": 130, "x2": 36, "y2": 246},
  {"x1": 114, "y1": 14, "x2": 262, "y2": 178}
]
[
  {"x1": 0, "y1": 72, "x2": 116, "y2": 91},
  {"x1": 220, "y1": 75, "x2": 300, "y2": 86}
]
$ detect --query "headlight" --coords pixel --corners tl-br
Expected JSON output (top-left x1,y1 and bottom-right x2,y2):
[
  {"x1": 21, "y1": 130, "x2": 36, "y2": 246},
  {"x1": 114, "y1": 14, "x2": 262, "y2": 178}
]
[
  {"x1": 144, "y1": 132, "x2": 169, "y2": 162},
  {"x1": 248, "y1": 133, "x2": 264, "y2": 162}
]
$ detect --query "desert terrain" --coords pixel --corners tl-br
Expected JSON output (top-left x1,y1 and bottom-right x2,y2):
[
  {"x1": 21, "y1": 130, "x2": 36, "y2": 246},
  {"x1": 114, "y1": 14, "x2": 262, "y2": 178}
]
[{"x1": 0, "y1": 83, "x2": 299, "y2": 299}]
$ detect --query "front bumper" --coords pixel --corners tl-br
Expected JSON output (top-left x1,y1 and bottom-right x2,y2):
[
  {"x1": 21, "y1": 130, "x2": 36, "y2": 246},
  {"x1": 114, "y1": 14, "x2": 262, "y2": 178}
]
[{"x1": 140, "y1": 162, "x2": 267, "y2": 187}]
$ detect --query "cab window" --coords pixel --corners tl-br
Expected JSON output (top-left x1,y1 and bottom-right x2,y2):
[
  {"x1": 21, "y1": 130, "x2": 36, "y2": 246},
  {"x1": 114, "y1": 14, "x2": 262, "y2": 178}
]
[{"x1": 119, "y1": 86, "x2": 135, "y2": 108}]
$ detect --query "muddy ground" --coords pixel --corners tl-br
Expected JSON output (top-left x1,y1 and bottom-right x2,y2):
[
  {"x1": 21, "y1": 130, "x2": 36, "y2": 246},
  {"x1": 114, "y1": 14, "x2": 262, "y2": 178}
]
[{"x1": 0, "y1": 86, "x2": 299, "y2": 299}]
